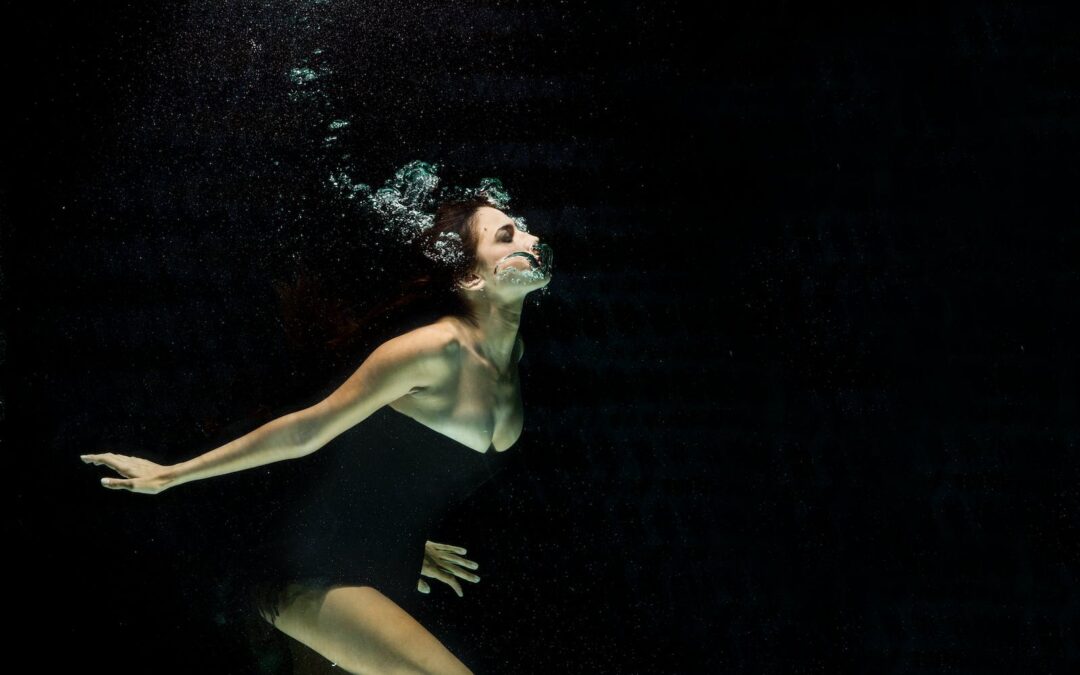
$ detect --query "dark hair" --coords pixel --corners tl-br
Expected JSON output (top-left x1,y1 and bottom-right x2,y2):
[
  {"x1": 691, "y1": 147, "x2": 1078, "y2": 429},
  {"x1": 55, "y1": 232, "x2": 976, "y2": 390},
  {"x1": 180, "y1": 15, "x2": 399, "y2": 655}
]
[{"x1": 273, "y1": 195, "x2": 496, "y2": 366}]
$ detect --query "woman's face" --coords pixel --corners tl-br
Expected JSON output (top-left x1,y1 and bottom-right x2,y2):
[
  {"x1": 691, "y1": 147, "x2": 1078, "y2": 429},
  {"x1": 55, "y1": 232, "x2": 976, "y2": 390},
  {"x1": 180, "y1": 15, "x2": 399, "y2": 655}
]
[{"x1": 465, "y1": 206, "x2": 553, "y2": 298}]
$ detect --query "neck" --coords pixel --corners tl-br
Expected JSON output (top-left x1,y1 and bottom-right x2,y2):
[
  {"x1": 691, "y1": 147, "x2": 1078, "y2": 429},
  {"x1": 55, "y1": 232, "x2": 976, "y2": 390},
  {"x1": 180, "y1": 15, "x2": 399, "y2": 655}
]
[{"x1": 460, "y1": 291, "x2": 524, "y2": 373}]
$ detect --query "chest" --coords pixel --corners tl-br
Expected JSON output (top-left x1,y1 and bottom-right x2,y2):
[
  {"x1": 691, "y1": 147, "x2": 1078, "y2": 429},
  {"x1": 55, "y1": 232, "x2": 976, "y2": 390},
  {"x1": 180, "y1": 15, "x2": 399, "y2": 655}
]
[{"x1": 389, "y1": 358, "x2": 524, "y2": 453}]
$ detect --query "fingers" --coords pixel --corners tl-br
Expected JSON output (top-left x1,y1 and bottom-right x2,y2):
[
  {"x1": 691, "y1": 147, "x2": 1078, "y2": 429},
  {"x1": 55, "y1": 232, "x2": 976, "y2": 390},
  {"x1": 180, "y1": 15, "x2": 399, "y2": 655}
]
[
  {"x1": 428, "y1": 543, "x2": 477, "y2": 570},
  {"x1": 101, "y1": 477, "x2": 134, "y2": 491},
  {"x1": 423, "y1": 559, "x2": 480, "y2": 584},
  {"x1": 429, "y1": 549, "x2": 479, "y2": 577},
  {"x1": 427, "y1": 541, "x2": 467, "y2": 555},
  {"x1": 80, "y1": 453, "x2": 135, "y2": 477},
  {"x1": 440, "y1": 553, "x2": 478, "y2": 570},
  {"x1": 430, "y1": 567, "x2": 464, "y2": 597},
  {"x1": 440, "y1": 561, "x2": 480, "y2": 583},
  {"x1": 421, "y1": 542, "x2": 481, "y2": 595},
  {"x1": 425, "y1": 546, "x2": 479, "y2": 576},
  {"x1": 428, "y1": 557, "x2": 480, "y2": 585}
]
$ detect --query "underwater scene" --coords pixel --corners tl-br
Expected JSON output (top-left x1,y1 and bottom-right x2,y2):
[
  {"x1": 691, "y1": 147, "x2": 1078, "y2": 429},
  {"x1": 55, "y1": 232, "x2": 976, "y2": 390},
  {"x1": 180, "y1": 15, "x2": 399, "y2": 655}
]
[{"x1": 7, "y1": 2, "x2": 1079, "y2": 673}]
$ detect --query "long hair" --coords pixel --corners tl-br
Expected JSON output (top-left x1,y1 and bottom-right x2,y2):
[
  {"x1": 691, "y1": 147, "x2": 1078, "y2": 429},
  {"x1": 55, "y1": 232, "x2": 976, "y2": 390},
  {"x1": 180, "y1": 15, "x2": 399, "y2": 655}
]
[{"x1": 273, "y1": 195, "x2": 494, "y2": 368}]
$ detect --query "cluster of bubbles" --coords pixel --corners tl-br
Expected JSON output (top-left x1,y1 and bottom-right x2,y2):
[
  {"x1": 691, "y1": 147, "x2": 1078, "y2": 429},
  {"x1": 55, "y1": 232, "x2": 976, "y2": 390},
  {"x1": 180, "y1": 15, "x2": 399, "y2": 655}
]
[
  {"x1": 327, "y1": 159, "x2": 519, "y2": 269},
  {"x1": 273, "y1": 4, "x2": 540, "y2": 280},
  {"x1": 494, "y1": 263, "x2": 546, "y2": 286},
  {"x1": 287, "y1": 46, "x2": 334, "y2": 110}
]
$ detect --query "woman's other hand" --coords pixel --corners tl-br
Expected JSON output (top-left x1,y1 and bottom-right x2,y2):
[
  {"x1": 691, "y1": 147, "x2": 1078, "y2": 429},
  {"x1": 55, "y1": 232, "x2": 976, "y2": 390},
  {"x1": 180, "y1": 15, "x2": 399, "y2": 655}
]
[
  {"x1": 80, "y1": 453, "x2": 174, "y2": 494},
  {"x1": 417, "y1": 540, "x2": 480, "y2": 598}
]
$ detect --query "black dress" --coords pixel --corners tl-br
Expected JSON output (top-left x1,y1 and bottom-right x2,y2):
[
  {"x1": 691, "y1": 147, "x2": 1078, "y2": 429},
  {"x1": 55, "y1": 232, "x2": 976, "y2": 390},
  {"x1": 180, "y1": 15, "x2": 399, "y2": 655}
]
[{"x1": 224, "y1": 404, "x2": 511, "y2": 624}]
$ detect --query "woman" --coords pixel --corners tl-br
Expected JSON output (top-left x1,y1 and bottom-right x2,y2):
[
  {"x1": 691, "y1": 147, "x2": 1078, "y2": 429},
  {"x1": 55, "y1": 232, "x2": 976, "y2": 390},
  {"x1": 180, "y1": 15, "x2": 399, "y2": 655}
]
[{"x1": 81, "y1": 195, "x2": 554, "y2": 675}]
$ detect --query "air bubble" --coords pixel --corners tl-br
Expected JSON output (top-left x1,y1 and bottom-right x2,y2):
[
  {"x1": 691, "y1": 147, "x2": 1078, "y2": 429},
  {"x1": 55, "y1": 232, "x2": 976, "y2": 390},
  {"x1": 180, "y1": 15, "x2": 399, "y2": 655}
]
[{"x1": 323, "y1": 160, "x2": 527, "y2": 272}]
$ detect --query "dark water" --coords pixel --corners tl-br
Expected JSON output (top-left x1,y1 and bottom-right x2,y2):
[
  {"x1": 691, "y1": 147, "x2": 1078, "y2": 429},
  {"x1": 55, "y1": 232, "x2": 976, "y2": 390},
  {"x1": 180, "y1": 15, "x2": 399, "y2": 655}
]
[{"x1": 7, "y1": 2, "x2": 1079, "y2": 673}]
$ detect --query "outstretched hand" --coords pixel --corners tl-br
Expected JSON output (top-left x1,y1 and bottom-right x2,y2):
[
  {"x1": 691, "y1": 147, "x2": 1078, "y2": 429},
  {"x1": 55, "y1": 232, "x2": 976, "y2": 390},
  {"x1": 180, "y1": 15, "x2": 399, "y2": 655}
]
[
  {"x1": 417, "y1": 540, "x2": 480, "y2": 598},
  {"x1": 80, "y1": 453, "x2": 172, "y2": 494}
]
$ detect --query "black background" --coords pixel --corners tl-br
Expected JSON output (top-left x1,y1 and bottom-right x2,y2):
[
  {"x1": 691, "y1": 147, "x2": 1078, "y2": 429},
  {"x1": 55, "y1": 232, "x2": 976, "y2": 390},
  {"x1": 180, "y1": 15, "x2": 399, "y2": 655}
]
[{"x1": 5, "y1": 1, "x2": 1078, "y2": 673}]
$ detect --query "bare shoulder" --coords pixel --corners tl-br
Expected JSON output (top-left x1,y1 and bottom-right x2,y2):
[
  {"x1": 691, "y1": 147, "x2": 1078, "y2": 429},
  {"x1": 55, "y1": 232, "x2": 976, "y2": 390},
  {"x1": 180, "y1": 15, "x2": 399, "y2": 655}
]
[
  {"x1": 291, "y1": 321, "x2": 464, "y2": 454},
  {"x1": 379, "y1": 321, "x2": 460, "y2": 371}
]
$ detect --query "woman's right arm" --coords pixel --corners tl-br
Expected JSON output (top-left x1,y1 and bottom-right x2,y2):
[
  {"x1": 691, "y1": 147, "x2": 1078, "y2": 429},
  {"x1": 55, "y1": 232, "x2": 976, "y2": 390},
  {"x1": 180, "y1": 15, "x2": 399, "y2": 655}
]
[{"x1": 83, "y1": 325, "x2": 457, "y2": 493}]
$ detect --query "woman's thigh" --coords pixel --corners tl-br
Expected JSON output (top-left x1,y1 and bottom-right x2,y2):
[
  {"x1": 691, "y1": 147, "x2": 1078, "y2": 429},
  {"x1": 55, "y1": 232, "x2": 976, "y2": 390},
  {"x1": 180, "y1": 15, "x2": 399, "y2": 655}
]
[{"x1": 269, "y1": 582, "x2": 473, "y2": 675}]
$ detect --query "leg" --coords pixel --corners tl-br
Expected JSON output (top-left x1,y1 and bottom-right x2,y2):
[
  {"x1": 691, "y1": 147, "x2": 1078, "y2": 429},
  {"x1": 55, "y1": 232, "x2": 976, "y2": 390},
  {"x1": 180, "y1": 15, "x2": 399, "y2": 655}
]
[{"x1": 264, "y1": 582, "x2": 474, "y2": 675}]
